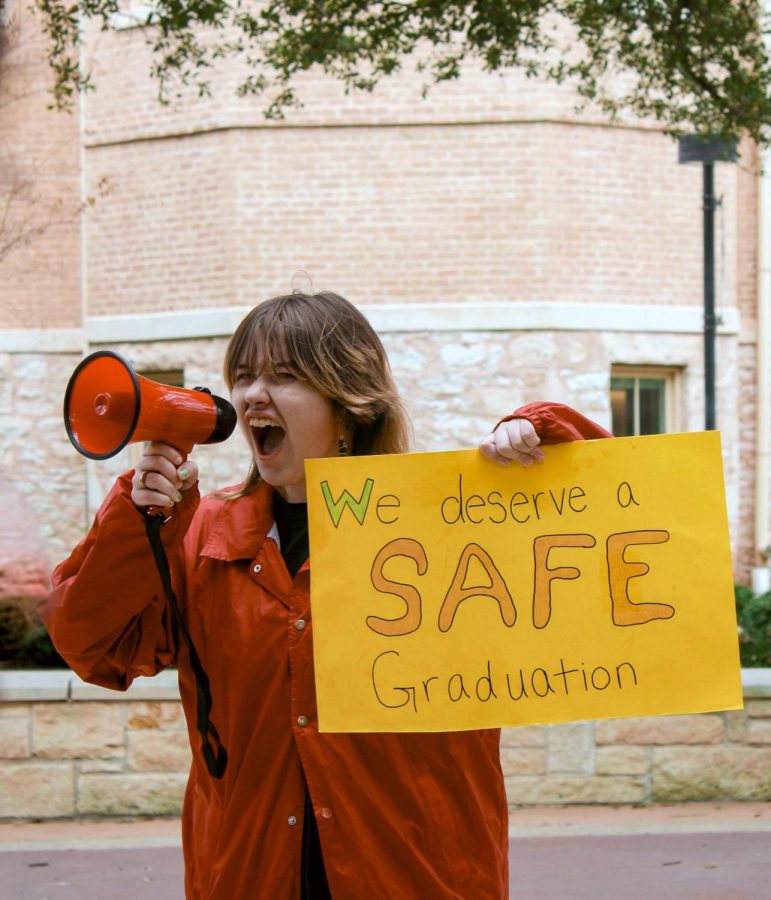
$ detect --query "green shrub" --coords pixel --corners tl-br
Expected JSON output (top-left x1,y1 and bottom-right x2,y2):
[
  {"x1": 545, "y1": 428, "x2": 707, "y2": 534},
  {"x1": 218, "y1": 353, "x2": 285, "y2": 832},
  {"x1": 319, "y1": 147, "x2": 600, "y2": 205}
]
[
  {"x1": 4, "y1": 626, "x2": 66, "y2": 669},
  {"x1": 0, "y1": 603, "x2": 29, "y2": 662},
  {"x1": 0, "y1": 598, "x2": 66, "y2": 669},
  {"x1": 735, "y1": 584, "x2": 771, "y2": 667}
]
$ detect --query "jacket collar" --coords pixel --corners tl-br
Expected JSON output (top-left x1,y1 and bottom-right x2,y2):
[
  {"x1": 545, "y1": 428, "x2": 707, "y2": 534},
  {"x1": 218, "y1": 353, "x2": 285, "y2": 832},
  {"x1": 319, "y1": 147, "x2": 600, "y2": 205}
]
[{"x1": 200, "y1": 480, "x2": 278, "y2": 561}]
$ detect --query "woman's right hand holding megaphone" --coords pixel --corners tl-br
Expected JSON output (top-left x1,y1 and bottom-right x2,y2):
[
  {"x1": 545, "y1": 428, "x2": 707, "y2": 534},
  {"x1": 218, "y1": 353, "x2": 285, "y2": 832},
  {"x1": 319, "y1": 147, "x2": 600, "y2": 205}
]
[{"x1": 132, "y1": 442, "x2": 199, "y2": 511}]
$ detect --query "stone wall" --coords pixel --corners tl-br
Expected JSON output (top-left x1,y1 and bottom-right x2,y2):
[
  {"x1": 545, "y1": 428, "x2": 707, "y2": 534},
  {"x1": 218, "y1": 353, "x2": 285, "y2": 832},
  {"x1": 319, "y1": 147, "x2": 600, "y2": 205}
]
[
  {"x1": 1, "y1": 670, "x2": 769, "y2": 819},
  {"x1": 0, "y1": 351, "x2": 84, "y2": 567},
  {"x1": 501, "y1": 687, "x2": 771, "y2": 806},
  {"x1": 1, "y1": 322, "x2": 748, "y2": 582},
  {"x1": 0, "y1": 671, "x2": 188, "y2": 819}
]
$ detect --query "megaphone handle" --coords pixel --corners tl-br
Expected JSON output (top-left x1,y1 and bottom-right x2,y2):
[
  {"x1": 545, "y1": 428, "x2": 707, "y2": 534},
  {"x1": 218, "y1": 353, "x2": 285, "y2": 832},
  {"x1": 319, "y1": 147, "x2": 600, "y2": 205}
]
[{"x1": 141, "y1": 441, "x2": 194, "y2": 521}]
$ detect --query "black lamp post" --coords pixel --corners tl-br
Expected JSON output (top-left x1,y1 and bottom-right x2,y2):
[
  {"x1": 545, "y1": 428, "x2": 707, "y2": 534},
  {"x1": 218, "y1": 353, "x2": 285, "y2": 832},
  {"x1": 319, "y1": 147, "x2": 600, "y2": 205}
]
[{"x1": 677, "y1": 136, "x2": 738, "y2": 430}]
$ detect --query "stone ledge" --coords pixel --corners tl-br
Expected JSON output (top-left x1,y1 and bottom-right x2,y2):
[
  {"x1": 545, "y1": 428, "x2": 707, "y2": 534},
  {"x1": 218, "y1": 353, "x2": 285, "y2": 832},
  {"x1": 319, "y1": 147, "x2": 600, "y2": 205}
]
[
  {"x1": 0, "y1": 669, "x2": 180, "y2": 702},
  {"x1": 2, "y1": 667, "x2": 769, "y2": 703},
  {"x1": 81, "y1": 303, "x2": 741, "y2": 344},
  {"x1": 0, "y1": 670, "x2": 71, "y2": 701},
  {"x1": 741, "y1": 669, "x2": 771, "y2": 698}
]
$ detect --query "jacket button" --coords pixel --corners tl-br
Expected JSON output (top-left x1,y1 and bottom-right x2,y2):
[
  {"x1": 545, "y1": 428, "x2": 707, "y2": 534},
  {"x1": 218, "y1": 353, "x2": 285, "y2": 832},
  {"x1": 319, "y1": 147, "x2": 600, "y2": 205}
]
[
  {"x1": 288, "y1": 816, "x2": 297, "y2": 826},
  {"x1": 294, "y1": 619, "x2": 306, "y2": 631},
  {"x1": 319, "y1": 808, "x2": 333, "y2": 820},
  {"x1": 297, "y1": 715, "x2": 309, "y2": 728},
  {"x1": 252, "y1": 563, "x2": 262, "y2": 574}
]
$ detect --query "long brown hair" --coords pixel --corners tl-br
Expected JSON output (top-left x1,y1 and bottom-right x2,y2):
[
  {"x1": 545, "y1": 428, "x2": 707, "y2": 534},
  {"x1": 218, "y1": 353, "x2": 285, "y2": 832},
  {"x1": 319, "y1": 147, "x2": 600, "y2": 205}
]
[{"x1": 223, "y1": 291, "x2": 412, "y2": 495}]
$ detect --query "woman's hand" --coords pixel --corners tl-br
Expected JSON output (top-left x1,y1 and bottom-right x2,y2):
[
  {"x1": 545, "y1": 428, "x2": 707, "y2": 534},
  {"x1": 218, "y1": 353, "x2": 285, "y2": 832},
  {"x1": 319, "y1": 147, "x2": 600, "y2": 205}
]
[
  {"x1": 479, "y1": 418, "x2": 545, "y2": 467},
  {"x1": 131, "y1": 442, "x2": 199, "y2": 510}
]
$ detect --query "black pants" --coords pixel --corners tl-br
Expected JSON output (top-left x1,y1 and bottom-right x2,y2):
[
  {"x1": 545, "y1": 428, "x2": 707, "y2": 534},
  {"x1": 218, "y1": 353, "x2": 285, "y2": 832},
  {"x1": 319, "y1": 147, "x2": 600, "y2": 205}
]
[{"x1": 301, "y1": 790, "x2": 331, "y2": 899}]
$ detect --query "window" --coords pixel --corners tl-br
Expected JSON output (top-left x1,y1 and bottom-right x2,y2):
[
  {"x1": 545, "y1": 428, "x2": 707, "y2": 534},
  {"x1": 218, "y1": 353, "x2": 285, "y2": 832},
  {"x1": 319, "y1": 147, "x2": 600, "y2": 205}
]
[
  {"x1": 610, "y1": 367, "x2": 679, "y2": 436},
  {"x1": 140, "y1": 368, "x2": 184, "y2": 388},
  {"x1": 1, "y1": 0, "x2": 14, "y2": 27}
]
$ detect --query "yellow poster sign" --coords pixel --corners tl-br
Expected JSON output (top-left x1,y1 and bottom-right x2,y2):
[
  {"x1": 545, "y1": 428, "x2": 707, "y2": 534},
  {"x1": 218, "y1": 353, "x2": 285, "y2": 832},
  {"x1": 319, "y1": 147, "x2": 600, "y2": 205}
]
[{"x1": 306, "y1": 432, "x2": 742, "y2": 733}]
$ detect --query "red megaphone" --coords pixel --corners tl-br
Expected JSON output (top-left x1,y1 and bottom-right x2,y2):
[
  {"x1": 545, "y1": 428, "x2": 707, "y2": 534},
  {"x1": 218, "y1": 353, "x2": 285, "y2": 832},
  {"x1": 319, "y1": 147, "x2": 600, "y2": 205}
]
[{"x1": 63, "y1": 351, "x2": 237, "y2": 459}]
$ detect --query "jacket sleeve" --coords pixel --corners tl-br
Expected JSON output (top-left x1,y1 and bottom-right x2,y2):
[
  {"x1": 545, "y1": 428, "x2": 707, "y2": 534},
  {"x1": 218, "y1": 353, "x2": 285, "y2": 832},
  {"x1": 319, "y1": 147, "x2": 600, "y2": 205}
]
[
  {"x1": 44, "y1": 472, "x2": 200, "y2": 691},
  {"x1": 497, "y1": 402, "x2": 613, "y2": 444}
]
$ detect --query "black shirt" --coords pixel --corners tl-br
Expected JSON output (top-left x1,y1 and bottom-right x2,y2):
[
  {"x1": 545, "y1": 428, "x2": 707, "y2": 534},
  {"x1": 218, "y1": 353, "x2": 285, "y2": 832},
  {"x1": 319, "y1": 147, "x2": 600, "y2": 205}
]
[
  {"x1": 272, "y1": 492, "x2": 310, "y2": 578},
  {"x1": 271, "y1": 491, "x2": 331, "y2": 899}
]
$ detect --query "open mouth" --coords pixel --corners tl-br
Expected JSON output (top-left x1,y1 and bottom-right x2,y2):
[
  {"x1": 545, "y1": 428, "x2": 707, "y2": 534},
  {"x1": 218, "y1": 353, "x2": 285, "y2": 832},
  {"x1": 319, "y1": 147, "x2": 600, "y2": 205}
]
[{"x1": 248, "y1": 418, "x2": 286, "y2": 456}]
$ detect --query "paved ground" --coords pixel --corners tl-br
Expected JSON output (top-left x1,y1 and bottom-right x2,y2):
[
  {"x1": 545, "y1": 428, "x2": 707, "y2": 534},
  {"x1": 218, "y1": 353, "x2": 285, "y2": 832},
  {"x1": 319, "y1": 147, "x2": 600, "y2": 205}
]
[{"x1": 1, "y1": 803, "x2": 770, "y2": 898}]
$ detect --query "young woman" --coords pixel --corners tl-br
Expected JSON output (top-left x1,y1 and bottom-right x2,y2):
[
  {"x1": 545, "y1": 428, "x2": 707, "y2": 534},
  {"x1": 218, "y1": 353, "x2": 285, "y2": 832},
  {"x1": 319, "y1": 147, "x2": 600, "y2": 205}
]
[{"x1": 46, "y1": 292, "x2": 610, "y2": 899}]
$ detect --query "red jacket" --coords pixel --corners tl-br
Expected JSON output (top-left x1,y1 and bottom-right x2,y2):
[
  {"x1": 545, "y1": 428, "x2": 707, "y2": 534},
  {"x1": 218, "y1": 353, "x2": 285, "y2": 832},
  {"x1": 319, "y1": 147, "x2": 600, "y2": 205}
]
[{"x1": 45, "y1": 402, "x2": 610, "y2": 899}]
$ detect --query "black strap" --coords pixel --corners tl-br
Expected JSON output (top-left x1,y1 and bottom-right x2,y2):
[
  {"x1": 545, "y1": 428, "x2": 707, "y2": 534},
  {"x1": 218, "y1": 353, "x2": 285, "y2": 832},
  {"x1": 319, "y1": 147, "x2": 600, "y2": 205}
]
[{"x1": 145, "y1": 513, "x2": 228, "y2": 779}]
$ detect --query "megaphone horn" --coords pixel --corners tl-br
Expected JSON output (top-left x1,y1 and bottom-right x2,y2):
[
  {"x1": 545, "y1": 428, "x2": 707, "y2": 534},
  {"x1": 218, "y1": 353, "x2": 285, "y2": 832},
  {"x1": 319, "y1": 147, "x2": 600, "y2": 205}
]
[{"x1": 63, "y1": 350, "x2": 237, "y2": 460}]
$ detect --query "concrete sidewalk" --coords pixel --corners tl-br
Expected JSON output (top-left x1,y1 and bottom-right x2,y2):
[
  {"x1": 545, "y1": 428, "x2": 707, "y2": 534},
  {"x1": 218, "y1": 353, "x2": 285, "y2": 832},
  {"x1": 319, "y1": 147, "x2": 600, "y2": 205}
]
[{"x1": 1, "y1": 803, "x2": 770, "y2": 898}]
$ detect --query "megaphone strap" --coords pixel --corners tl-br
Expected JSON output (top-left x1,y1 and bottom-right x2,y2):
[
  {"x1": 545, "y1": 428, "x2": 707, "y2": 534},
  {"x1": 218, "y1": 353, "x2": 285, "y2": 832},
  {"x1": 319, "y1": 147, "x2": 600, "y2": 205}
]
[{"x1": 145, "y1": 514, "x2": 228, "y2": 779}]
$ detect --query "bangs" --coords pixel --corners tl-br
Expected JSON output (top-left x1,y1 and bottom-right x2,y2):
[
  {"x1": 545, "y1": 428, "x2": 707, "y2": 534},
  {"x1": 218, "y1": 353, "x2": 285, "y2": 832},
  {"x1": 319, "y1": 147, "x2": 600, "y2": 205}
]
[{"x1": 224, "y1": 296, "x2": 316, "y2": 388}]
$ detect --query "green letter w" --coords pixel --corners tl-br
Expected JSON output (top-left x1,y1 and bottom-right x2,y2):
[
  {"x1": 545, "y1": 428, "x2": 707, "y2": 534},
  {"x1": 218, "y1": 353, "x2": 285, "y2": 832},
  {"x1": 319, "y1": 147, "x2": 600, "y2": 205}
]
[{"x1": 320, "y1": 479, "x2": 375, "y2": 527}]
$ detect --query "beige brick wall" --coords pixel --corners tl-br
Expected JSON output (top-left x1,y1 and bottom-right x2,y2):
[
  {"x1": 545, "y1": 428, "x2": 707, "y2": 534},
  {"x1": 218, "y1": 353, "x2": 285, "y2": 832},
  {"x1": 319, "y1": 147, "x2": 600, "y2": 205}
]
[
  {"x1": 73, "y1": 9, "x2": 741, "y2": 319},
  {"x1": 83, "y1": 124, "x2": 732, "y2": 318},
  {"x1": 737, "y1": 344, "x2": 760, "y2": 574},
  {"x1": 734, "y1": 140, "x2": 762, "y2": 573},
  {"x1": 0, "y1": 4, "x2": 754, "y2": 327},
  {"x1": 78, "y1": 16, "x2": 645, "y2": 143},
  {"x1": 0, "y1": 4, "x2": 82, "y2": 329}
]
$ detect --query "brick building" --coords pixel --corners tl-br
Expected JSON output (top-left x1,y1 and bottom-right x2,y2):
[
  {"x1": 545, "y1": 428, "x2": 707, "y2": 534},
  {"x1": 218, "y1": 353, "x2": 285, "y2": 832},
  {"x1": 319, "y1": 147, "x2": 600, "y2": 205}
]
[{"x1": 1, "y1": 1, "x2": 769, "y2": 591}]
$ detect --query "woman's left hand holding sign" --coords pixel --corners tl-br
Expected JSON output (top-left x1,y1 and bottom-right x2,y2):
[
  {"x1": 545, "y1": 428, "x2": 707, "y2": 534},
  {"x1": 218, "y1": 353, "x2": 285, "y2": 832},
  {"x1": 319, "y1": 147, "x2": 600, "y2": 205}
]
[{"x1": 479, "y1": 418, "x2": 545, "y2": 467}]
